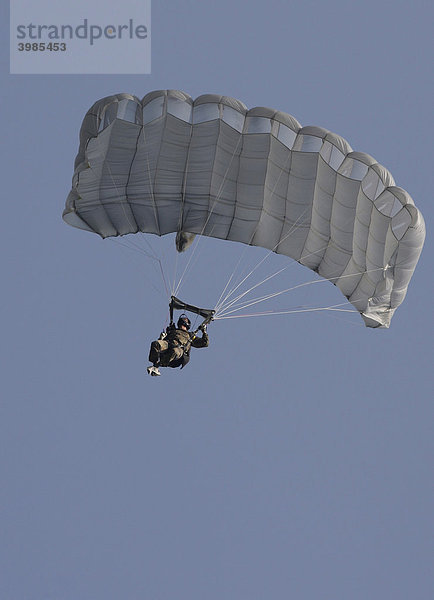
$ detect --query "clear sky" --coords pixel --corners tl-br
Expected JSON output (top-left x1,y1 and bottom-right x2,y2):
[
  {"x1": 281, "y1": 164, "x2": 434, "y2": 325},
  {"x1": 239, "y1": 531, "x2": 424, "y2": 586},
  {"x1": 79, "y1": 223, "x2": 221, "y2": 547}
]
[{"x1": 1, "y1": 1, "x2": 433, "y2": 599}]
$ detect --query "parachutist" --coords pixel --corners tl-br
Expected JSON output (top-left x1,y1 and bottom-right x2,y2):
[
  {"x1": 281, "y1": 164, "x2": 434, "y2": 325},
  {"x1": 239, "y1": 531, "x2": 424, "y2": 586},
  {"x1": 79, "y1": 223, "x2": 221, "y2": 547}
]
[{"x1": 147, "y1": 314, "x2": 209, "y2": 376}]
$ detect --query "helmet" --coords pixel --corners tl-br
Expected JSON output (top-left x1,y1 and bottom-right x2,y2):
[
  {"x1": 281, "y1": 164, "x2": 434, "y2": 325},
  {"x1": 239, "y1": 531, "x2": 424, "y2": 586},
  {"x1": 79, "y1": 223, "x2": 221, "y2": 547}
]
[{"x1": 177, "y1": 314, "x2": 191, "y2": 330}]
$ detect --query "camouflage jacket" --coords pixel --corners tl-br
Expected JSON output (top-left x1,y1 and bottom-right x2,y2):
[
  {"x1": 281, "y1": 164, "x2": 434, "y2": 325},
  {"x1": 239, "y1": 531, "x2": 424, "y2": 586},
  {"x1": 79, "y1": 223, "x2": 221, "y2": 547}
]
[{"x1": 165, "y1": 325, "x2": 209, "y2": 354}]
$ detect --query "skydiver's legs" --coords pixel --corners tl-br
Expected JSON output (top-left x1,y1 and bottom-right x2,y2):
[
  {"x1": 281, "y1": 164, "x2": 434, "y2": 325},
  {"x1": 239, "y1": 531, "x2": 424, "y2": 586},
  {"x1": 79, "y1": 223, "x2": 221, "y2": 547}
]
[
  {"x1": 148, "y1": 339, "x2": 169, "y2": 367},
  {"x1": 148, "y1": 341, "x2": 184, "y2": 375},
  {"x1": 159, "y1": 346, "x2": 183, "y2": 367}
]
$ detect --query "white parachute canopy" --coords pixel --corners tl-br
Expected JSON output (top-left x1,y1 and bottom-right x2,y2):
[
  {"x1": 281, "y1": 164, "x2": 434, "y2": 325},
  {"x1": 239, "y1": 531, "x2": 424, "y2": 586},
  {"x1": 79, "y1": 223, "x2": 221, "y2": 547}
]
[{"x1": 64, "y1": 90, "x2": 425, "y2": 328}]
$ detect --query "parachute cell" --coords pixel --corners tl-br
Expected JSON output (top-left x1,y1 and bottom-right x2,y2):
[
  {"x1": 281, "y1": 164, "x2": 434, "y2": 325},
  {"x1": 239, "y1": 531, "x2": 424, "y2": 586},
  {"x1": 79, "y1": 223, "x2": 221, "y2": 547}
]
[{"x1": 64, "y1": 90, "x2": 425, "y2": 328}]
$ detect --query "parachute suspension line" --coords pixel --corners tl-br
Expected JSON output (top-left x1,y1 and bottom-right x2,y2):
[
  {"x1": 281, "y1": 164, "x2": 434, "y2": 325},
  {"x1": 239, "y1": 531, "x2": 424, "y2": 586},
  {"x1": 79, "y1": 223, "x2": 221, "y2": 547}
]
[
  {"x1": 216, "y1": 273, "x2": 365, "y2": 318},
  {"x1": 115, "y1": 235, "x2": 170, "y2": 298},
  {"x1": 215, "y1": 206, "x2": 312, "y2": 314},
  {"x1": 172, "y1": 134, "x2": 244, "y2": 297},
  {"x1": 136, "y1": 125, "x2": 172, "y2": 300},
  {"x1": 88, "y1": 146, "x2": 171, "y2": 299},
  {"x1": 216, "y1": 206, "x2": 311, "y2": 312},
  {"x1": 106, "y1": 235, "x2": 156, "y2": 261},
  {"x1": 106, "y1": 238, "x2": 168, "y2": 300},
  {"x1": 214, "y1": 240, "x2": 256, "y2": 312},
  {"x1": 215, "y1": 264, "x2": 300, "y2": 315},
  {"x1": 215, "y1": 245, "x2": 332, "y2": 316},
  {"x1": 215, "y1": 266, "x2": 385, "y2": 318},
  {"x1": 220, "y1": 265, "x2": 385, "y2": 316},
  {"x1": 217, "y1": 279, "x2": 327, "y2": 317},
  {"x1": 101, "y1": 159, "x2": 170, "y2": 298},
  {"x1": 106, "y1": 237, "x2": 170, "y2": 298},
  {"x1": 214, "y1": 223, "x2": 270, "y2": 313},
  {"x1": 171, "y1": 250, "x2": 180, "y2": 296},
  {"x1": 215, "y1": 249, "x2": 321, "y2": 318},
  {"x1": 156, "y1": 256, "x2": 170, "y2": 298},
  {"x1": 214, "y1": 149, "x2": 294, "y2": 312},
  {"x1": 214, "y1": 303, "x2": 358, "y2": 320}
]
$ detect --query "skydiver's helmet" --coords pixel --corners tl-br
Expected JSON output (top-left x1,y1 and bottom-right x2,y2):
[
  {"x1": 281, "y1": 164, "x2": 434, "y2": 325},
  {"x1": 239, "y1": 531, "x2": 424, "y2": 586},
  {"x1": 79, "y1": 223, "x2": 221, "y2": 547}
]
[{"x1": 177, "y1": 314, "x2": 191, "y2": 330}]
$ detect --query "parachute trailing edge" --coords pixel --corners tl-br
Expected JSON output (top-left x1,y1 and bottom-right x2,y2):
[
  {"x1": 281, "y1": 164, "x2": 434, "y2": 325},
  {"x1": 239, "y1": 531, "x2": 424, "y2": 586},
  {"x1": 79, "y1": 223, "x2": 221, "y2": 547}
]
[{"x1": 64, "y1": 90, "x2": 425, "y2": 328}]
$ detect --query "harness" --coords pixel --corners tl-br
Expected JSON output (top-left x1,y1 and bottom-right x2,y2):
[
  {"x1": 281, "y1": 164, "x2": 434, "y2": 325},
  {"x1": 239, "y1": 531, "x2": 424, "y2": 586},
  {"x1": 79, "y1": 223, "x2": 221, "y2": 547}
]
[
  {"x1": 166, "y1": 326, "x2": 192, "y2": 351},
  {"x1": 165, "y1": 296, "x2": 215, "y2": 369}
]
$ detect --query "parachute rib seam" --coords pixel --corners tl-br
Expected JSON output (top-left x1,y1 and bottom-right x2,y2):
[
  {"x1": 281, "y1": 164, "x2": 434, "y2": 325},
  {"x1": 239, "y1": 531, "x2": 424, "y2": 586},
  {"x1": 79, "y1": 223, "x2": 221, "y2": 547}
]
[
  {"x1": 347, "y1": 169, "x2": 377, "y2": 311},
  {"x1": 251, "y1": 134, "x2": 273, "y2": 249},
  {"x1": 101, "y1": 125, "x2": 122, "y2": 236},
  {"x1": 276, "y1": 146, "x2": 293, "y2": 254},
  {"x1": 356, "y1": 199, "x2": 392, "y2": 311},
  {"x1": 123, "y1": 126, "x2": 142, "y2": 234},
  {"x1": 141, "y1": 130, "x2": 161, "y2": 236},
  {"x1": 310, "y1": 153, "x2": 334, "y2": 269},
  {"x1": 177, "y1": 115, "x2": 194, "y2": 234},
  {"x1": 207, "y1": 119, "x2": 221, "y2": 235},
  {"x1": 225, "y1": 126, "x2": 244, "y2": 242},
  {"x1": 103, "y1": 121, "x2": 144, "y2": 236},
  {"x1": 206, "y1": 119, "x2": 244, "y2": 238},
  {"x1": 319, "y1": 165, "x2": 356, "y2": 283},
  {"x1": 148, "y1": 98, "x2": 169, "y2": 237},
  {"x1": 85, "y1": 127, "x2": 120, "y2": 236},
  {"x1": 92, "y1": 97, "x2": 135, "y2": 237},
  {"x1": 299, "y1": 147, "x2": 324, "y2": 266},
  {"x1": 229, "y1": 129, "x2": 244, "y2": 241},
  {"x1": 74, "y1": 137, "x2": 101, "y2": 235},
  {"x1": 336, "y1": 182, "x2": 371, "y2": 298}
]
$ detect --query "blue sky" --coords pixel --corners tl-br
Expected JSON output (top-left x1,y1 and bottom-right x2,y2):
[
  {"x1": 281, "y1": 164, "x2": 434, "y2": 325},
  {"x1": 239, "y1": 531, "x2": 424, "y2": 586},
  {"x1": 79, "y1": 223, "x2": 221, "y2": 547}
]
[{"x1": 1, "y1": 1, "x2": 433, "y2": 599}]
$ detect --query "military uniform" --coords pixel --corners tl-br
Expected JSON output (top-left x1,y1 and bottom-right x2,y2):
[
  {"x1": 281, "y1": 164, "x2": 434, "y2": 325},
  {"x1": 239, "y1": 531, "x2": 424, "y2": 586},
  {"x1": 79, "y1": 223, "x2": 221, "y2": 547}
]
[{"x1": 149, "y1": 324, "x2": 209, "y2": 369}]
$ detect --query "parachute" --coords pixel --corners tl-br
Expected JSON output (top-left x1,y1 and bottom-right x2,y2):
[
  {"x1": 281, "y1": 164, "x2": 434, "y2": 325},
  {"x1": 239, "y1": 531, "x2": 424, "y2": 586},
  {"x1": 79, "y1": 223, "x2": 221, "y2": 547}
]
[{"x1": 64, "y1": 90, "x2": 425, "y2": 327}]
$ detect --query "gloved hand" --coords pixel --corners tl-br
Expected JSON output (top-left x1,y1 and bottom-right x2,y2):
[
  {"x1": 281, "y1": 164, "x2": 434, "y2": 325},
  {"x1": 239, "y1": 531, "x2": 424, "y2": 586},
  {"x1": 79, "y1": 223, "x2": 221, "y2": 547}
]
[
  {"x1": 158, "y1": 331, "x2": 167, "y2": 340},
  {"x1": 199, "y1": 323, "x2": 207, "y2": 334}
]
